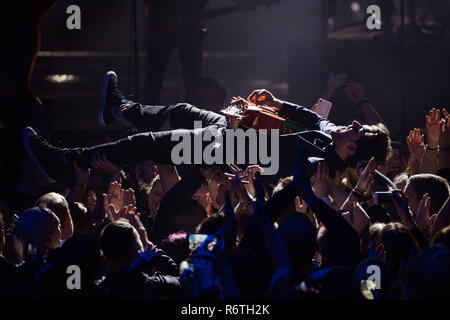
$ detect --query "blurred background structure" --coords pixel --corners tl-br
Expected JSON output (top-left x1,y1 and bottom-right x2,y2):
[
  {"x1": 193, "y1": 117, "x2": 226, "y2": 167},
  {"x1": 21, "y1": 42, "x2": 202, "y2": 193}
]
[{"x1": 2, "y1": 0, "x2": 450, "y2": 141}]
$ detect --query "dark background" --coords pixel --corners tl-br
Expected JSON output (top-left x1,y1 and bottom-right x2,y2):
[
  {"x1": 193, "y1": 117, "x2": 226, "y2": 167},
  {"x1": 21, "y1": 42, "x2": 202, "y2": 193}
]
[{"x1": 30, "y1": 0, "x2": 450, "y2": 140}]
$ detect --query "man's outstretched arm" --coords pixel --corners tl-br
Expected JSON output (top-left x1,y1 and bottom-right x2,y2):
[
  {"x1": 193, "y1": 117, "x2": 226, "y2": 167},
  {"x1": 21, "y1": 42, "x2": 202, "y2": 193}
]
[{"x1": 247, "y1": 89, "x2": 340, "y2": 134}]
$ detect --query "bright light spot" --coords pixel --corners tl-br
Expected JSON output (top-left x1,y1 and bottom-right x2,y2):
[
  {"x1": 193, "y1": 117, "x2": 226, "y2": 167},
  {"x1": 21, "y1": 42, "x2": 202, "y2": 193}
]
[
  {"x1": 47, "y1": 74, "x2": 77, "y2": 83},
  {"x1": 350, "y1": 2, "x2": 361, "y2": 13},
  {"x1": 328, "y1": 17, "x2": 334, "y2": 27}
]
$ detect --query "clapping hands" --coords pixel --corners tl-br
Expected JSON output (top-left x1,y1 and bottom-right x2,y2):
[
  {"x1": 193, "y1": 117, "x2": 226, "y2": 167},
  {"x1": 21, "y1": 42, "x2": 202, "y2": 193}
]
[{"x1": 102, "y1": 181, "x2": 136, "y2": 221}]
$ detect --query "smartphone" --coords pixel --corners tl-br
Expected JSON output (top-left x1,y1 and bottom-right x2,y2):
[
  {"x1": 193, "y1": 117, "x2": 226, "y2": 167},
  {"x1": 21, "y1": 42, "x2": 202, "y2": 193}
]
[
  {"x1": 314, "y1": 98, "x2": 333, "y2": 119},
  {"x1": 374, "y1": 191, "x2": 393, "y2": 204},
  {"x1": 187, "y1": 233, "x2": 217, "y2": 251},
  {"x1": 179, "y1": 260, "x2": 194, "y2": 274}
]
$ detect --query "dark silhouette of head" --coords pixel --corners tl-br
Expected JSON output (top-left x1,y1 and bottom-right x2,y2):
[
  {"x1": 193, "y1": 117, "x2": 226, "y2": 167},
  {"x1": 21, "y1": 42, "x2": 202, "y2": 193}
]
[{"x1": 278, "y1": 213, "x2": 317, "y2": 280}]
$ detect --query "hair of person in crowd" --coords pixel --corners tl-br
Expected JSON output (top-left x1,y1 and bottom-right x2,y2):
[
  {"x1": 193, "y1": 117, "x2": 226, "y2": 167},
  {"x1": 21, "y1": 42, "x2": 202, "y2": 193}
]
[
  {"x1": 35, "y1": 192, "x2": 74, "y2": 240},
  {"x1": 99, "y1": 220, "x2": 143, "y2": 269},
  {"x1": 15, "y1": 206, "x2": 61, "y2": 251},
  {"x1": 405, "y1": 174, "x2": 450, "y2": 215}
]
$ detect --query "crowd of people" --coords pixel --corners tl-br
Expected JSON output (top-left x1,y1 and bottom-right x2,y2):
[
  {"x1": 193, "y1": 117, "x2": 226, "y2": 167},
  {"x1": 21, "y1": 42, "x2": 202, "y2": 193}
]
[{"x1": 0, "y1": 70, "x2": 450, "y2": 300}]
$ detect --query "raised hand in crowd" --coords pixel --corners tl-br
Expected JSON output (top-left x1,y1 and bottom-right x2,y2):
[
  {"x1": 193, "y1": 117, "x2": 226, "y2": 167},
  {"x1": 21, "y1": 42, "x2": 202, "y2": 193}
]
[
  {"x1": 66, "y1": 160, "x2": 90, "y2": 203},
  {"x1": 414, "y1": 193, "x2": 437, "y2": 239},
  {"x1": 122, "y1": 205, "x2": 153, "y2": 250},
  {"x1": 406, "y1": 128, "x2": 425, "y2": 175},
  {"x1": 311, "y1": 162, "x2": 330, "y2": 200},
  {"x1": 90, "y1": 153, "x2": 121, "y2": 182},
  {"x1": 419, "y1": 108, "x2": 441, "y2": 174},
  {"x1": 224, "y1": 164, "x2": 263, "y2": 206},
  {"x1": 353, "y1": 157, "x2": 375, "y2": 198},
  {"x1": 242, "y1": 165, "x2": 263, "y2": 198},
  {"x1": 320, "y1": 73, "x2": 348, "y2": 101},
  {"x1": 340, "y1": 159, "x2": 373, "y2": 234},
  {"x1": 345, "y1": 81, "x2": 366, "y2": 105},
  {"x1": 200, "y1": 167, "x2": 229, "y2": 184},
  {"x1": 392, "y1": 190, "x2": 433, "y2": 250},
  {"x1": 345, "y1": 81, "x2": 385, "y2": 125},
  {"x1": 425, "y1": 108, "x2": 441, "y2": 149},
  {"x1": 430, "y1": 196, "x2": 450, "y2": 239},
  {"x1": 102, "y1": 181, "x2": 136, "y2": 221},
  {"x1": 407, "y1": 128, "x2": 425, "y2": 161},
  {"x1": 391, "y1": 190, "x2": 417, "y2": 231}
]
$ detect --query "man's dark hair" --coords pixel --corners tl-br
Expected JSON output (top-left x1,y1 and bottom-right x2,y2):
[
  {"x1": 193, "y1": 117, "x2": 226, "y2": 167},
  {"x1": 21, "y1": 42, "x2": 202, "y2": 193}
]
[
  {"x1": 35, "y1": 192, "x2": 70, "y2": 224},
  {"x1": 99, "y1": 220, "x2": 139, "y2": 264},
  {"x1": 196, "y1": 213, "x2": 225, "y2": 234},
  {"x1": 377, "y1": 222, "x2": 417, "y2": 276},
  {"x1": 159, "y1": 232, "x2": 189, "y2": 265},
  {"x1": 352, "y1": 123, "x2": 392, "y2": 164},
  {"x1": 410, "y1": 245, "x2": 450, "y2": 299},
  {"x1": 278, "y1": 213, "x2": 317, "y2": 280},
  {"x1": 407, "y1": 174, "x2": 450, "y2": 214},
  {"x1": 433, "y1": 226, "x2": 450, "y2": 247}
]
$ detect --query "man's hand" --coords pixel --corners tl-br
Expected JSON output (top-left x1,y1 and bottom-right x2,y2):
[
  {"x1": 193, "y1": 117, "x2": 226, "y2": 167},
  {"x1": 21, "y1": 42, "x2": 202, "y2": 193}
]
[
  {"x1": 407, "y1": 128, "x2": 425, "y2": 160},
  {"x1": 311, "y1": 162, "x2": 330, "y2": 198},
  {"x1": 200, "y1": 167, "x2": 229, "y2": 184},
  {"x1": 247, "y1": 89, "x2": 283, "y2": 110},
  {"x1": 123, "y1": 206, "x2": 151, "y2": 248},
  {"x1": 425, "y1": 108, "x2": 441, "y2": 148},
  {"x1": 321, "y1": 73, "x2": 348, "y2": 100},
  {"x1": 292, "y1": 148, "x2": 317, "y2": 205},
  {"x1": 344, "y1": 81, "x2": 367, "y2": 105},
  {"x1": 414, "y1": 193, "x2": 437, "y2": 238},
  {"x1": 90, "y1": 153, "x2": 119, "y2": 177},
  {"x1": 73, "y1": 160, "x2": 90, "y2": 185},
  {"x1": 440, "y1": 110, "x2": 450, "y2": 148},
  {"x1": 111, "y1": 102, "x2": 134, "y2": 128},
  {"x1": 392, "y1": 190, "x2": 416, "y2": 230},
  {"x1": 354, "y1": 157, "x2": 375, "y2": 195},
  {"x1": 102, "y1": 181, "x2": 136, "y2": 221},
  {"x1": 243, "y1": 165, "x2": 263, "y2": 198}
]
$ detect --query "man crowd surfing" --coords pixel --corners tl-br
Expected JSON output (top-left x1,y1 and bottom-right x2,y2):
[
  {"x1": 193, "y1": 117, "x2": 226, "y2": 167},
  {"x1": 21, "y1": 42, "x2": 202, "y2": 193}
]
[{"x1": 1, "y1": 70, "x2": 450, "y2": 300}]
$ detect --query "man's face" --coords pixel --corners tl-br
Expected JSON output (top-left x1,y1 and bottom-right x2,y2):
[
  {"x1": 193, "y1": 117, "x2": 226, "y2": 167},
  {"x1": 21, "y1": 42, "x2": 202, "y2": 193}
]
[{"x1": 331, "y1": 121, "x2": 370, "y2": 160}]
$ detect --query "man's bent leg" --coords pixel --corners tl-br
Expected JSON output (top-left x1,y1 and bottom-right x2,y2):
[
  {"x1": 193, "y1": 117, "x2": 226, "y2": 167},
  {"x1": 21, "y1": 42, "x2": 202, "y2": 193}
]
[{"x1": 122, "y1": 102, "x2": 228, "y2": 132}]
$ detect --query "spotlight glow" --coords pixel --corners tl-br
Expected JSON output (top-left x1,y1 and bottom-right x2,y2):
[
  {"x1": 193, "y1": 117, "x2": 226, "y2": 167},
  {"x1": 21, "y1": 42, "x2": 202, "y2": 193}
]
[
  {"x1": 46, "y1": 74, "x2": 77, "y2": 83},
  {"x1": 350, "y1": 2, "x2": 361, "y2": 13}
]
